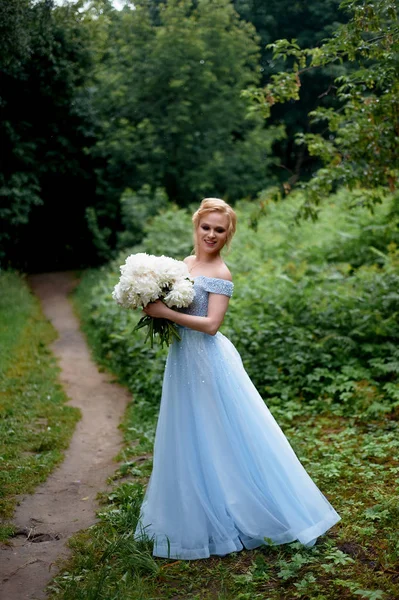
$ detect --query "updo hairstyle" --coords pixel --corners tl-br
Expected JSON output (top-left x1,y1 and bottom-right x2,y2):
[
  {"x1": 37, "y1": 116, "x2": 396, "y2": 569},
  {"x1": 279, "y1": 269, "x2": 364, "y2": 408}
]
[{"x1": 192, "y1": 198, "x2": 237, "y2": 255}]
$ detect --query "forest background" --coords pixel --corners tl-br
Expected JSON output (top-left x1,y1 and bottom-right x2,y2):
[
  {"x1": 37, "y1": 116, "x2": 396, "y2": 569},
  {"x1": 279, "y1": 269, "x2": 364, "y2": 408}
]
[
  {"x1": 0, "y1": 0, "x2": 368, "y2": 271},
  {"x1": 1, "y1": 0, "x2": 399, "y2": 598}
]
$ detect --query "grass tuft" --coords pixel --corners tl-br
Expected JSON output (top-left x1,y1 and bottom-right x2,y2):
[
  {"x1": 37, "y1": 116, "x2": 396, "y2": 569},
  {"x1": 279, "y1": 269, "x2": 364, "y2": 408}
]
[{"x1": 0, "y1": 271, "x2": 80, "y2": 541}]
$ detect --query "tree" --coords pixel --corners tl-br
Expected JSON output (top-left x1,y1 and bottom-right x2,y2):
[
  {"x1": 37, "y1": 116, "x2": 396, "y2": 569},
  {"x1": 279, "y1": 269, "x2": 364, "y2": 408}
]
[
  {"x1": 232, "y1": 0, "x2": 347, "y2": 178},
  {"x1": 0, "y1": 0, "x2": 45, "y2": 264},
  {"x1": 244, "y1": 0, "x2": 399, "y2": 220},
  {"x1": 0, "y1": 0, "x2": 32, "y2": 70},
  {"x1": 0, "y1": 0, "x2": 99, "y2": 270},
  {"x1": 86, "y1": 0, "x2": 284, "y2": 236}
]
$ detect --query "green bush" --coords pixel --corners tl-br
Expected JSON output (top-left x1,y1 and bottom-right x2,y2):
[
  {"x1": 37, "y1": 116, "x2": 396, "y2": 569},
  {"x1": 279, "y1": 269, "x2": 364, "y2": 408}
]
[
  {"x1": 75, "y1": 189, "x2": 399, "y2": 423},
  {"x1": 116, "y1": 185, "x2": 169, "y2": 250}
]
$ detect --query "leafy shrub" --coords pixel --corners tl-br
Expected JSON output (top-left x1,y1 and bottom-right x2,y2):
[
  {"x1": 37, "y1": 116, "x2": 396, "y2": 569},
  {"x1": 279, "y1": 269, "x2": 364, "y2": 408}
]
[
  {"x1": 75, "y1": 189, "x2": 399, "y2": 422},
  {"x1": 117, "y1": 185, "x2": 169, "y2": 250}
]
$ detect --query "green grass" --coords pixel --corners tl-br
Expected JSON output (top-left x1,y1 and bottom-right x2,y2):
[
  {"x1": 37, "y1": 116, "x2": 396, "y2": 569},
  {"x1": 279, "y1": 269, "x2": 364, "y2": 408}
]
[
  {"x1": 0, "y1": 271, "x2": 39, "y2": 371},
  {"x1": 48, "y1": 413, "x2": 399, "y2": 600},
  {"x1": 0, "y1": 271, "x2": 80, "y2": 541}
]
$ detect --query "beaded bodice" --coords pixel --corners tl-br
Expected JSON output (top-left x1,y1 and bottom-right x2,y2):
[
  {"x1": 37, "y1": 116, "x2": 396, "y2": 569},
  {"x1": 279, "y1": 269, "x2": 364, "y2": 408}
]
[{"x1": 178, "y1": 276, "x2": 234, "y2": 317}]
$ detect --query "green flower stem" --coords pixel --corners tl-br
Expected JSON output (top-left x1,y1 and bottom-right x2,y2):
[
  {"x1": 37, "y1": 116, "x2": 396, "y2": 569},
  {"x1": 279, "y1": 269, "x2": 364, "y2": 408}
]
[{"x1": 134, "y1": 316, "x2": 182, "y2": 348}]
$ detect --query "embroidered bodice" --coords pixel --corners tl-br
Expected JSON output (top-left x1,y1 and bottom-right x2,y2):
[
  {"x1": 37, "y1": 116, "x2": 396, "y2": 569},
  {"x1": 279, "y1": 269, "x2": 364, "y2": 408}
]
[{"x1": 178, "y1": 275, "x2": 234, "y2": 317}]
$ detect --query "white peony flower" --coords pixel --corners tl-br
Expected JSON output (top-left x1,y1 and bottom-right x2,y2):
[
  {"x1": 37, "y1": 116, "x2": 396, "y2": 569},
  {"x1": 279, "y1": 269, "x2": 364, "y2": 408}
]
[
  {"x1": 112, "y1": 252, "x2": 194, "y2": 310},
  {"x1": 163, "y1": 278, "x2": 195, "y2": 308},
  {"x1": 112, "y1": 252, "x2": 195, "y2": 347}
]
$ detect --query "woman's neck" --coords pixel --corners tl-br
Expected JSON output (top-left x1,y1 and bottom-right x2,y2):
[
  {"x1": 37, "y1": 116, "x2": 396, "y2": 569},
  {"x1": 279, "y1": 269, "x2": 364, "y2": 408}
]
[
  {"x1": 189, "y1": 253, "x2": 224, "y2": 276},
  {"x1": 195, "y1": 252, "x2": 222, "y2": 264}
]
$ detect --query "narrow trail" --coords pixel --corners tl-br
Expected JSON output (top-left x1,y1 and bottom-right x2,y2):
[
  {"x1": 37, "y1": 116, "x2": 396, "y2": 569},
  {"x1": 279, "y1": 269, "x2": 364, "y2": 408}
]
[{"x1": 0, "y1": 272, "x2": 130, "y2": 600}]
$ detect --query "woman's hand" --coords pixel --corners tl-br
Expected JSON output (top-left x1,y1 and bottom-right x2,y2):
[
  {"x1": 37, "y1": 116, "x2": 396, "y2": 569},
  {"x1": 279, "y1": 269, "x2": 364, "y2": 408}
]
[{"x1": 143, "y1": 299, "x2": 171, "y2": 319}]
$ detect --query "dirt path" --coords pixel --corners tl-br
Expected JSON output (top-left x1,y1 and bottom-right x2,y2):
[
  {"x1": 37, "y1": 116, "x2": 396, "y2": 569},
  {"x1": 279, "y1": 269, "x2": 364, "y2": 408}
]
[{"x1": 0, "y1": 272, "x2": 130, "y2": 600}]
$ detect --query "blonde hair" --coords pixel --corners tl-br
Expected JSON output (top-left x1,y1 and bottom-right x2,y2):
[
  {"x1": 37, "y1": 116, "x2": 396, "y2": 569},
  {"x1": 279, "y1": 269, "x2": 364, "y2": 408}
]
[{"x1": 192, "y1": 198, "x2": 237, "y2": 255}]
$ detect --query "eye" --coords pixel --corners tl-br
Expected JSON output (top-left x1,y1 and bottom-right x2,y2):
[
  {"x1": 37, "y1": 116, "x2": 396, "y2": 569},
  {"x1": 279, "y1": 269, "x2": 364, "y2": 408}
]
[{"x1": 201, "y1": 225, "x2": 209, "y2": 230}]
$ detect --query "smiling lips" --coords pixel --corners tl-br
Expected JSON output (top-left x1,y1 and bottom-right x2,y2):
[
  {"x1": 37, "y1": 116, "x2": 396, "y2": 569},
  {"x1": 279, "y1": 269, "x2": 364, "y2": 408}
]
[{"x1": 204, "y1": 239, "x2": 217, "y2": 246}]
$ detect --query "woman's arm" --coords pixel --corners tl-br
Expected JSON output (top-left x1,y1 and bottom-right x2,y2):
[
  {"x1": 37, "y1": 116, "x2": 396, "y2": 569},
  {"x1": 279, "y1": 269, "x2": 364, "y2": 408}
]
[{"x1": 143, "y1": 293, "x2": 230, "y2": 336}]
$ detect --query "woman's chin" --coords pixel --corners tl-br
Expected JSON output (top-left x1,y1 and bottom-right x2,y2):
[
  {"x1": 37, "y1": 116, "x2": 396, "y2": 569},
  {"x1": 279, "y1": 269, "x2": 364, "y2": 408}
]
[{"x1": 202, "y1": 243, "x2": 218, "y2": 253}]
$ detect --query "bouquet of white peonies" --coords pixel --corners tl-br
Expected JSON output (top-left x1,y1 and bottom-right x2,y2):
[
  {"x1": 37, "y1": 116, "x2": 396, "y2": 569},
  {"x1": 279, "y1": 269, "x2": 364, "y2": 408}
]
[{"x1": 112, "y1": 253, "x2": 195, "y2": 347}]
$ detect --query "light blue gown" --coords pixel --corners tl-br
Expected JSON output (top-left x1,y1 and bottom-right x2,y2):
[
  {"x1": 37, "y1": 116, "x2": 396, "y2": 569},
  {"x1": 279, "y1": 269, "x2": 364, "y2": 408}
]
[{"x1": 135, "y1": 276, "x2": 340, "y2": 559}]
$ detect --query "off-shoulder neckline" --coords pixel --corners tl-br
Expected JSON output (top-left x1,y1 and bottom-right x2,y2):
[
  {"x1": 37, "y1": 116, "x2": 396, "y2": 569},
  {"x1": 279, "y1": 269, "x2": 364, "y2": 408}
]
[{"x1": 193, "y1": 275, "x2": 233, "y2": 284}]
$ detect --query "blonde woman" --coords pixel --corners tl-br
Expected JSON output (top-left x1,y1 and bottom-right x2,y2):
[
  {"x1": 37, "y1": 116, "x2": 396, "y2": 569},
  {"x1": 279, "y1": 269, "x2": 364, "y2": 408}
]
[{"x1": 135, "y1": 198, "x2": 340, "y2": 560}]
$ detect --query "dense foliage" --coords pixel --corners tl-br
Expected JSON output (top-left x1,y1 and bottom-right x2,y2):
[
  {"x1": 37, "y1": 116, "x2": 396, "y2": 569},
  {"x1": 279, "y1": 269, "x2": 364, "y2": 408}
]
[
  {"x1": 245, "y1": 0, "x2": 399, "y2": 219},
  {"x1": 232, "y1": 0, "x2": 347, "y2": 176},
  {"x1": 1, "y1": 0, "x2": 372, "y2": 271},
  {"x1": 147, "y1": 0, "x2": 347, "y2": 176},
  {"x1": 84, "y1": 0, "x2": 284, "y2": 257},
  {"x1": 0, "y1": 0, "x2": 98, "y2": 270},
  {"x1": 74, "y1": 190, "x2": 399, "y2": 426},
  {"x1": 1, "y1": 0, "x2": 287, "y2": 269}
]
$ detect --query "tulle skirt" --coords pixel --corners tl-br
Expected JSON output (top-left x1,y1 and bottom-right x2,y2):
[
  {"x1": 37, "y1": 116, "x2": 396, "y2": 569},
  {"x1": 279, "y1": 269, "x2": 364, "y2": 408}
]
[{"x1": 135, "y1": 327, "x2": 340, "y2": 559}]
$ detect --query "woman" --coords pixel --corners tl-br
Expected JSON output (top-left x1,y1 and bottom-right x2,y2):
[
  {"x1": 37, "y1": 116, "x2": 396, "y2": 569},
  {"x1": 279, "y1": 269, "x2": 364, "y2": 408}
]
[{"x1": 135, "y1": 198, "x2": 340, "y2": 560}]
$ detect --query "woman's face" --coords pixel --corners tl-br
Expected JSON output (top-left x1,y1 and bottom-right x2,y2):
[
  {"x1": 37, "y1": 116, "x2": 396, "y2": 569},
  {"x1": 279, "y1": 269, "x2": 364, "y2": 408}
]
[{"x1": 196, "y1": 211, "x2": 229, "y2": 255}]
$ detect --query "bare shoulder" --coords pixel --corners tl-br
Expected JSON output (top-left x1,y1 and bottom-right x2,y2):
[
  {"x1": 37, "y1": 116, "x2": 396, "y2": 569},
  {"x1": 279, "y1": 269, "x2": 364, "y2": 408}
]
[
  {"x1": 215, "y1": 264, "x2": 233, "y2": 282},
  {"x1": 183, "y1": 255, "x2": 196, "y2": 267}
]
